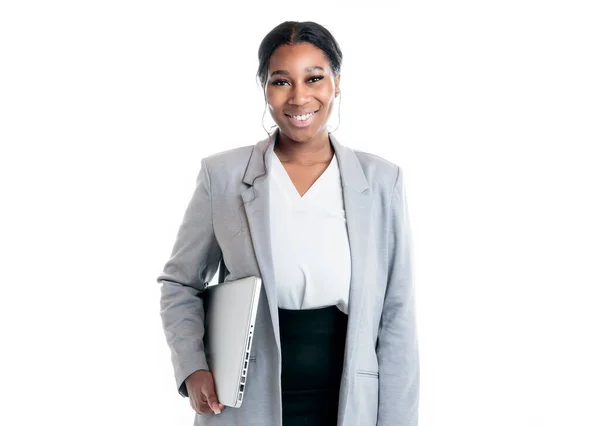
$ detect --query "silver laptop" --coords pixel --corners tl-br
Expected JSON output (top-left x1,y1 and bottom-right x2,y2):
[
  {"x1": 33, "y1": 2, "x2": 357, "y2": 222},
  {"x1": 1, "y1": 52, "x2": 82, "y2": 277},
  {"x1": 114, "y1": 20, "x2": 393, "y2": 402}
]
[{"x1": 203, "y1": 276, "x2": 262, "y2": 408}]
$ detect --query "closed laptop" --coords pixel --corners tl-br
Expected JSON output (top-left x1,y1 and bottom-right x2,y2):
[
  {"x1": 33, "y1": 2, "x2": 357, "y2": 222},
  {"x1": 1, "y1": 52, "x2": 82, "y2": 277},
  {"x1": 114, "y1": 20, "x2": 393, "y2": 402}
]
[{"x1": 203, "y1": 276, "x2": 262, "y2": 408}]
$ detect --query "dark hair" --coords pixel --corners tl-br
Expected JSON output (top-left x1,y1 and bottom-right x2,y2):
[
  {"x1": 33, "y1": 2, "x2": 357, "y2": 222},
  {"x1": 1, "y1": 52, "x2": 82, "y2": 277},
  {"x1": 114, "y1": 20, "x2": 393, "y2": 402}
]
[{"x1": 256, "y1": 21, "x2": 343, "y2": 88}]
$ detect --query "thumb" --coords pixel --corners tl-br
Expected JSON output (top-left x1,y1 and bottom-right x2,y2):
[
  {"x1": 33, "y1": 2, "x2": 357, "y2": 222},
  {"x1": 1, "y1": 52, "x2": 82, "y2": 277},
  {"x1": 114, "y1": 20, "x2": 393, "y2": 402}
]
[{"x1": 205, "y1": 391, "x2": 222, "y2": 415}]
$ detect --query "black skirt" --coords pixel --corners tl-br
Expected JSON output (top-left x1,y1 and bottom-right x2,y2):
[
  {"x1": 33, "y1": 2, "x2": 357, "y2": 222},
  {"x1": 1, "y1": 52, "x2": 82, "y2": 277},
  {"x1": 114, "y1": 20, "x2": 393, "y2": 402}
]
[{"x1": 279, "y1": 306, "x2": 348, "y2": 426}]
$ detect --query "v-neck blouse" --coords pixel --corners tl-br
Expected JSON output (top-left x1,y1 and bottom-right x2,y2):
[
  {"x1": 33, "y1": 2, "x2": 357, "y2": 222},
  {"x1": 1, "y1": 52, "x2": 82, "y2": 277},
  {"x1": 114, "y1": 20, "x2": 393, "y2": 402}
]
[{"x1": 267, "y1": 141, "x2": 352, "y2": 314}]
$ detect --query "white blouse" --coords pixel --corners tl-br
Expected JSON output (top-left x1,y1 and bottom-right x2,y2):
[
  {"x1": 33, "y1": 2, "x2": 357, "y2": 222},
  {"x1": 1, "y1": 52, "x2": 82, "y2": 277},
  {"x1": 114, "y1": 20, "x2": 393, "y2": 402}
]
[{"x1": 267, "y1": 141, "x2": 352, "y2": 314}]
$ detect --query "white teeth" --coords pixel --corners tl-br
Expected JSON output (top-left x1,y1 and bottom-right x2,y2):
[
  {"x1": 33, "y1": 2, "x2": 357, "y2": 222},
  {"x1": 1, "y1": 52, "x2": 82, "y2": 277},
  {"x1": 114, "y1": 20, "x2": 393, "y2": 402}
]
[{"x1": 291, "y1": 112, "x2": 314, "y2": 121}]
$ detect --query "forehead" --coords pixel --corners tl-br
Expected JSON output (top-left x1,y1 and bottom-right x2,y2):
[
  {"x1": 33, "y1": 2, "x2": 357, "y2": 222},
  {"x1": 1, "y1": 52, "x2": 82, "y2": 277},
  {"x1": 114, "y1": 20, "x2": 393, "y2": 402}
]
[{"x1": 268, "y1": 42, "x2": 332, "y2": 74}]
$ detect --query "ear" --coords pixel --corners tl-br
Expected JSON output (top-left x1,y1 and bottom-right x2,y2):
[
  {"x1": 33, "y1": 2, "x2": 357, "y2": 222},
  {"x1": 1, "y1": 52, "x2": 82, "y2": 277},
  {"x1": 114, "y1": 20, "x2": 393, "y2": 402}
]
[{"x1": 334, "y1": 73, "x2": 341, "y2": 97}]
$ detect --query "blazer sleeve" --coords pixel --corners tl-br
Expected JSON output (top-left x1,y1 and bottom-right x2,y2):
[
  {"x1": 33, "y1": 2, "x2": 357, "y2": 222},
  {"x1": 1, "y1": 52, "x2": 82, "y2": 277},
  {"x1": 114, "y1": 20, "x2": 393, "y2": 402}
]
[
  {"x1": 376, "y1": 166, "x2": 420, "y2": 425},
  {"x1": 157, "y1": 157, "x2": 222, "y2": 397}
]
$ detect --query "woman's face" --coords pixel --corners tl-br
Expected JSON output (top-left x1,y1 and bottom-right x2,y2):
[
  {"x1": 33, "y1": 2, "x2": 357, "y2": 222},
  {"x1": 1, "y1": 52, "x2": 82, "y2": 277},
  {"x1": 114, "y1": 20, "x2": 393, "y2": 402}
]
[{"x1": 265, "y1": 42, "x2": 340, "y2": 143}]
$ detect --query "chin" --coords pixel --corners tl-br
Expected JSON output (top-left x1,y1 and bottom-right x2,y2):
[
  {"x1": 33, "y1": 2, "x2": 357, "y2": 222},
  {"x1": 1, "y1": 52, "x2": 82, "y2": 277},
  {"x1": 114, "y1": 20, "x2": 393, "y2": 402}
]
[
  {"x1": 280, "y1": 124, "x2": 326, "y2": 142},
  {"x1": 283, "y1": 129, "x2": 317, "y2": 143}
]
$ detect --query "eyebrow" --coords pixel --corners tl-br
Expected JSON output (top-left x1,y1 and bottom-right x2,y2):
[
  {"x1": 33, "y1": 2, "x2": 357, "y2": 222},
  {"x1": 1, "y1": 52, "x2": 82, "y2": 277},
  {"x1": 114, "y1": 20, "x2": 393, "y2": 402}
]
[{"x1": 270, "y1": 66, "x2": 325, "y2": 77}]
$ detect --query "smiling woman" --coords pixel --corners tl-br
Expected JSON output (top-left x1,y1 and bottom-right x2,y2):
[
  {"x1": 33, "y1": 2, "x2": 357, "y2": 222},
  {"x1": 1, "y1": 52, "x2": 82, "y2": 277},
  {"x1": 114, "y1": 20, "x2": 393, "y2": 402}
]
[
  {"x1": 158, "y1": 20, "x2": 419, "y2": 426},
  {"x1": 264, "y1": 42, "x2": 340, "y2": 137}
]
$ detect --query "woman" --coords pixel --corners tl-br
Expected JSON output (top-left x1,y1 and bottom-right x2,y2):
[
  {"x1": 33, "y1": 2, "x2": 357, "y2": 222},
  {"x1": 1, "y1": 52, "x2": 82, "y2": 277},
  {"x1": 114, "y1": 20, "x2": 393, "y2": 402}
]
[{"x1": 158, "y1": 21, "x2": 419, "y2": 426}]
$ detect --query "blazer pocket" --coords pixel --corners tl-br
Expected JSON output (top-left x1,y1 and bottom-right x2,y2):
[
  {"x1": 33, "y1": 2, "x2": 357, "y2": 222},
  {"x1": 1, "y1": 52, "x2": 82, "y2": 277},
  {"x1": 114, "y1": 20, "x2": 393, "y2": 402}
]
[
  {"x1": 355, "y1": 369, "x2": 379, "y2": 425},
  {"x1": 356, "y1": 369, "x2": 379, "y2": 379}
]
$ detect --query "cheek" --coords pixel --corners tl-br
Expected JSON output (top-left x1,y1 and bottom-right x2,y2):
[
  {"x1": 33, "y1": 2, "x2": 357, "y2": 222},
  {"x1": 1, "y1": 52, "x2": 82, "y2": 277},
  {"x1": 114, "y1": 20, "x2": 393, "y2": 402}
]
[
  {"x1": 266, "y1": 91, "x2": 286, "y2": 113},
  {"x1": 316, "y1": 86, "x2": 335, "y2": 106},
  {"x1": 265, "y1": 85, "x2": 284, "y2": 99},
  {"x1": 318, "y1": 96, "x2": 336, "y2": 112}
]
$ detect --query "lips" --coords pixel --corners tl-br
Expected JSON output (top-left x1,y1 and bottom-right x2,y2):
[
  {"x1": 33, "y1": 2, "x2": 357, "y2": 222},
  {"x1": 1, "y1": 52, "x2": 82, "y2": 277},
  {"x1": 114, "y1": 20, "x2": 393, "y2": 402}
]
[
  {"x1": 284, "y1": 109, "x2": 319, "y2": 119},
  {"x1": 285, "y1": 110, "x2": 318, "y2": 128}
]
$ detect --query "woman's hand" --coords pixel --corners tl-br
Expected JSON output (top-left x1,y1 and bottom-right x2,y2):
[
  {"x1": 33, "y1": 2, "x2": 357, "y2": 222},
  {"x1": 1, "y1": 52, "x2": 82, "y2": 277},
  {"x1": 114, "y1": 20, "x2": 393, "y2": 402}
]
[{"x1": 185, "y1": 370, "x2": 226, "y2": 415}]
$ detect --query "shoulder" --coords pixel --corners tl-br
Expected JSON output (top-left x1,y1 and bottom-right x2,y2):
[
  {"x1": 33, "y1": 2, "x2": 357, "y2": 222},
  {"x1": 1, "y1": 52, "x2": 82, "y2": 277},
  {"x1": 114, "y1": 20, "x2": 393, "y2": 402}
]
[
  {"x1": 203, "y1": 144, "x2": 254, "y2": 170},
  {"x1": 198, "y1": 136, "x2": 268, "y2": 189},
  {"x1": 352, "y1": 148, "x2": 403, "y2": 192}
]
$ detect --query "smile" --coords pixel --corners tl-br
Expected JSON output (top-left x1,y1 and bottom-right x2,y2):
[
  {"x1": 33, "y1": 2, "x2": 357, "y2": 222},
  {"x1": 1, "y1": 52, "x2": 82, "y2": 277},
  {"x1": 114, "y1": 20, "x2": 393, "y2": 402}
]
[
  {"x1": 287, "y1": 111, "x2": 315, "y2": 121},
  {"x1": 285, "y1": 110, "x2": 319, "y2": 127}
]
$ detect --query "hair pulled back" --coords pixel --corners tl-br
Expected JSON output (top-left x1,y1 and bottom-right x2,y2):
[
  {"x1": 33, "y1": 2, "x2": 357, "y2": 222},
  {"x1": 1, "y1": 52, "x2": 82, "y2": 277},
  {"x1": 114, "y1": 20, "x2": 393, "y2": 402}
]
[{"x1": 257, "y1": 21, "x2": 343, "y2": 88}]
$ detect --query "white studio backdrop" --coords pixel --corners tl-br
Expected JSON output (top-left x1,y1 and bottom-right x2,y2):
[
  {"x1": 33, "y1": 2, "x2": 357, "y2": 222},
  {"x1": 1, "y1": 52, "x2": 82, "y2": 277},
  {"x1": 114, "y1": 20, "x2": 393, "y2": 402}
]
[{"x1": 1, "y1": 1, "x2": 598, "y2": 425}]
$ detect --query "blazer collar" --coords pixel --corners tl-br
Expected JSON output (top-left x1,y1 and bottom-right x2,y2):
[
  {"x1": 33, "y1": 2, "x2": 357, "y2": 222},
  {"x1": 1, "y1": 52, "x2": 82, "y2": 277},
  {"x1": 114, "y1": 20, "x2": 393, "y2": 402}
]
[{"x1": 242, "y1": 129, "x2": 369, "y2": 192}]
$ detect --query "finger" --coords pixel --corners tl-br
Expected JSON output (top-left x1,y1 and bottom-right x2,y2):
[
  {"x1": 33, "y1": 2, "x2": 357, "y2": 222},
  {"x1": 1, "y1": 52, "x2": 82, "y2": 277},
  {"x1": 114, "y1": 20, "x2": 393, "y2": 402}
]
[
  {"x1": 195, "y1": 397, "x2": 213, "y2": 415},
  {"x1": 205, "y1": 393, "x2": 222, "y2": 415},
  {"x1": 192, "y1": 395, "x2": 212, "y2": 415},
  {"x1": 190, "y1": 399, "x2": 201, "y2": 414},
  {"x1": 197, "y1": 403, "x2": 211, "y2": 414},
  {"x1": 212, "y1": 402, "x2": 222, "y2": 414}
]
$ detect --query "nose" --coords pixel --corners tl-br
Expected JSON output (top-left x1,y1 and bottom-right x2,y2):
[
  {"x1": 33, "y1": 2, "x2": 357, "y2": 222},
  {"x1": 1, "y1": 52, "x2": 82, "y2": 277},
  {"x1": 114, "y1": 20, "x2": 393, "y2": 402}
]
[{"x1": 288, "y1": 83, "x2": 310, "y2": 105}]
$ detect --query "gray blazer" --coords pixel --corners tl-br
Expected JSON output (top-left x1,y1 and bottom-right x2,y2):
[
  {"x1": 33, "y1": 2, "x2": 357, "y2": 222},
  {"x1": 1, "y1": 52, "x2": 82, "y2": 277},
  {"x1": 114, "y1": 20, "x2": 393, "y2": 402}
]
[{"x1": 158, "y1": 130, "x2": 419, "y2": 426}]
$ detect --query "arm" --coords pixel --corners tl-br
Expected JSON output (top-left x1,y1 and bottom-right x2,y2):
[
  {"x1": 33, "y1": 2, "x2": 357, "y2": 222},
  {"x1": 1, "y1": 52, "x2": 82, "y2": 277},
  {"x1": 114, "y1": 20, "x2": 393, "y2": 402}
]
[
  {"x1": 157, "y1": 158, "x2": 222, "y2": 397},
  {"x1": 376, "y1": 166, "x2": 420, "y2": 425}
]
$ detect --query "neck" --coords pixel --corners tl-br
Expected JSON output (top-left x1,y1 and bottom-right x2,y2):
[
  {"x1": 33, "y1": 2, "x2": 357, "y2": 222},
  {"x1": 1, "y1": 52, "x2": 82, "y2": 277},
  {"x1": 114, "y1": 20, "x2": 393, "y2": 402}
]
[{"x1": 273, "y1": 129, "x2": 333, "y2": 165}]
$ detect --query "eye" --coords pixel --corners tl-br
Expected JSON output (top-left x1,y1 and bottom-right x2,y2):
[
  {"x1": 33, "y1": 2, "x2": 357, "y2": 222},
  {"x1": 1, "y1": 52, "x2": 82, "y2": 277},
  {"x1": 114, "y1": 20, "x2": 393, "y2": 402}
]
[
  {"x1": 271, "y1": 79, "x2": 289, "y2": 86},
  {"x1": 308, "y1": 75, "x2": 324, "y2": 83}
]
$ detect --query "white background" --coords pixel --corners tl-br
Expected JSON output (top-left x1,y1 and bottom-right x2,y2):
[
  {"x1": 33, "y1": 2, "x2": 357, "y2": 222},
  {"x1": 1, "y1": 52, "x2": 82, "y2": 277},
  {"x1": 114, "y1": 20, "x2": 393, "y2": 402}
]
[{"x1": 1, "y1": 1, "x2": 599, "y2": 425}]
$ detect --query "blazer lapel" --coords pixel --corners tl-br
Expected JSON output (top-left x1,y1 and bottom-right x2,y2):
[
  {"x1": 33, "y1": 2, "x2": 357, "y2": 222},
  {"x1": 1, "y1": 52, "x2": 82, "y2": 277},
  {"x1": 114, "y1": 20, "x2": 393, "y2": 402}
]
[
  {"x1": 329, "y1": 133, "x2": 372, "y2": 356},
  {"x1": 328, "y1": 133, "x2": 374, "y2": 424},
  {"x1": 241, "y1": 131, "x2": 281, "y2": 351}
]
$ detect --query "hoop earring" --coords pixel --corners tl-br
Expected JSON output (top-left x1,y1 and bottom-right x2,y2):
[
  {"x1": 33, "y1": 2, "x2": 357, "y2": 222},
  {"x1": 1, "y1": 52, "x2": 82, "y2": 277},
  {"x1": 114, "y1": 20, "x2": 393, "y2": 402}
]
[
  {"x1": 262, "y1": 102, "x2": 278, "y2": 137},
  {"x1": 327, "y1": 91, "x2": 342, "y2": 134}
]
